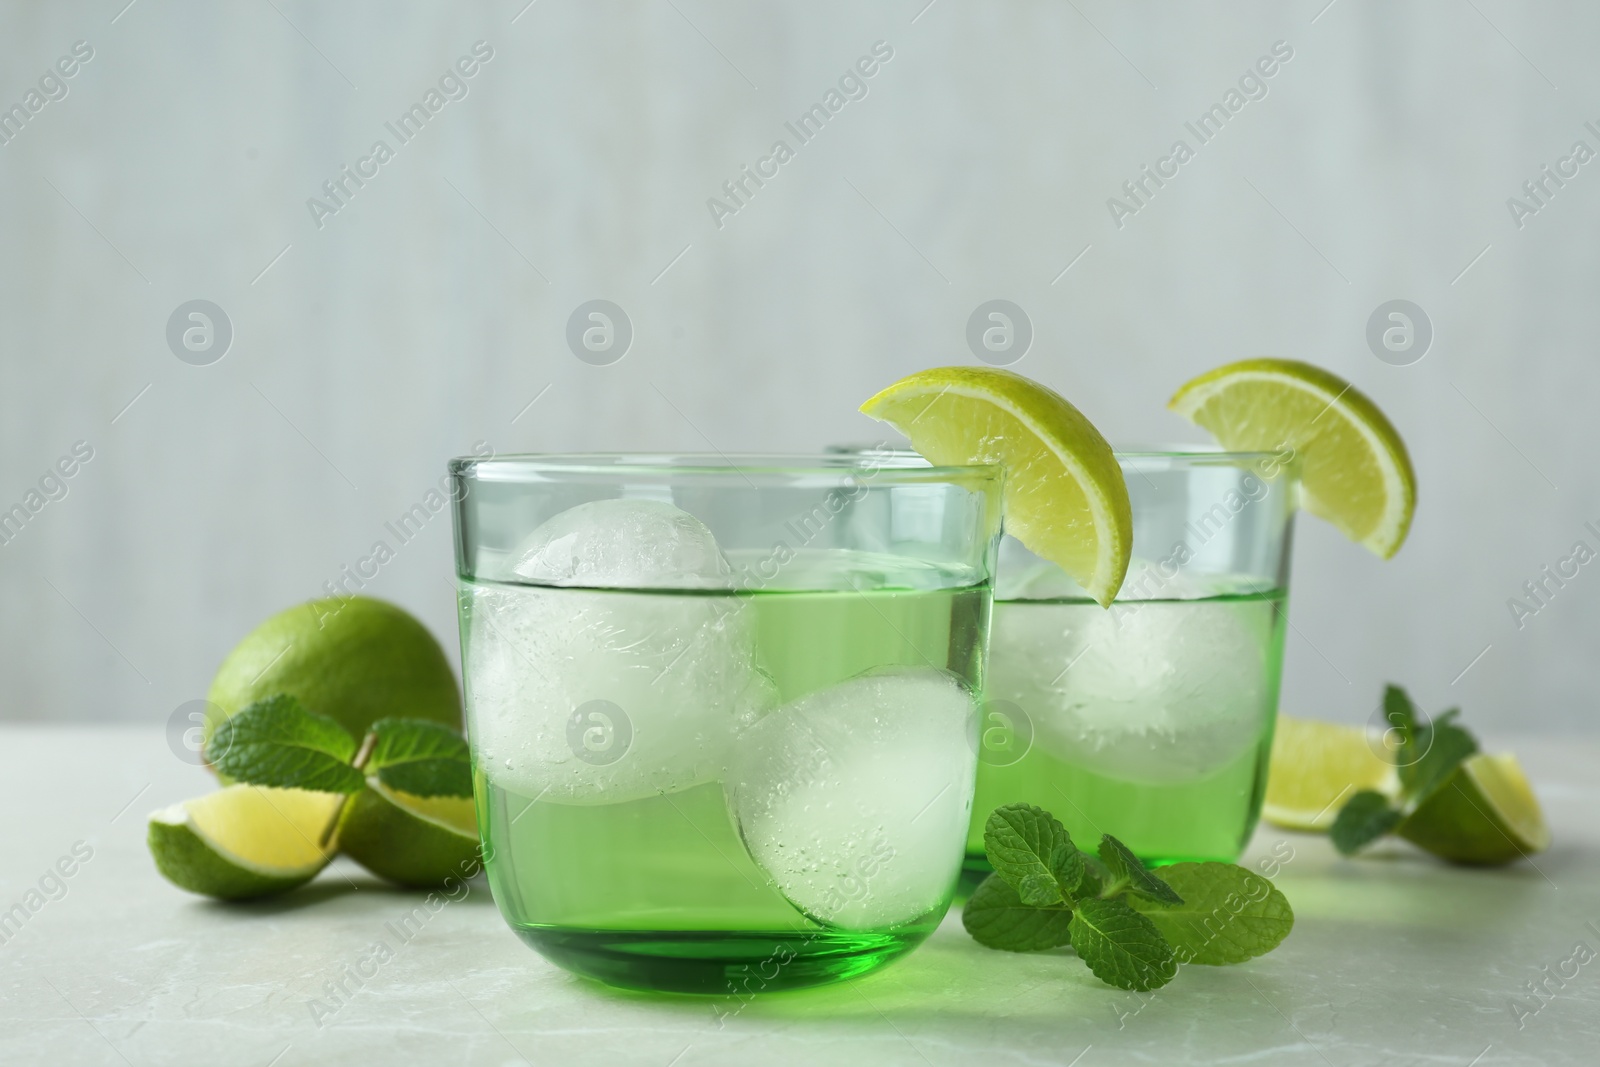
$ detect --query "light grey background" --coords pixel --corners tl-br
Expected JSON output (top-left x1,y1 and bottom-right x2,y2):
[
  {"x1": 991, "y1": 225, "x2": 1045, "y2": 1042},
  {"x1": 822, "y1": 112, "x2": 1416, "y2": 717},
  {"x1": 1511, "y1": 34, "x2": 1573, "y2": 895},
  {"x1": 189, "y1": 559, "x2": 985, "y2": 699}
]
[{"x1": 0, "y1": 0, "x2": 1593, "y2": 734}]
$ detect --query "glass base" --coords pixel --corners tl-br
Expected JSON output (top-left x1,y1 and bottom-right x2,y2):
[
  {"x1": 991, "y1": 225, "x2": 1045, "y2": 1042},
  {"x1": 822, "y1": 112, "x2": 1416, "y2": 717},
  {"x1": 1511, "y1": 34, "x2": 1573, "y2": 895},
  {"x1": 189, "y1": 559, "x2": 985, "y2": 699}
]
[{"x1": 513, "y1": 925, "x2": 927, "y2": 994}]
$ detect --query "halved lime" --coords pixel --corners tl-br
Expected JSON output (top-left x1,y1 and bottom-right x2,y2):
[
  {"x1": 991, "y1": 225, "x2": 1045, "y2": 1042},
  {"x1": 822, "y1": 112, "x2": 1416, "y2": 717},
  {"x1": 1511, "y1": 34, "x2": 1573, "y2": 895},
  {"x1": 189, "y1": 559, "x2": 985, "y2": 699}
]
[
  {"x1": 1398, "y1": 753, "x2": 1550, "y2": 865},
  {"x1": 1169, "y1": 359, "x2": 1416, "y2": 558},
  {"x1": 336, "y1": 780, "x2": 481, "y2": 889},
  {"x1": 860, "y1": 367, "x2": 1132, "y2": 606},
  {"x1": 149, "y1": 785, "x2": 341, "y2": 899},
  {"x1": 1262, "y1": 716, "x2": 1397, "y2": 832}
]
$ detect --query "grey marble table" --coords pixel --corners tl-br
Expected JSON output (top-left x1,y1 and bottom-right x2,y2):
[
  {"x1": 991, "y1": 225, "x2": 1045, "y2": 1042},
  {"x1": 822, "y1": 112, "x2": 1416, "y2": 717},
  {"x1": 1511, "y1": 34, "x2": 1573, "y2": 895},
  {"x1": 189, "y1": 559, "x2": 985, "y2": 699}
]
[{"x1": 2, "y1": 725, "x2": 1595, "y2": 1066}]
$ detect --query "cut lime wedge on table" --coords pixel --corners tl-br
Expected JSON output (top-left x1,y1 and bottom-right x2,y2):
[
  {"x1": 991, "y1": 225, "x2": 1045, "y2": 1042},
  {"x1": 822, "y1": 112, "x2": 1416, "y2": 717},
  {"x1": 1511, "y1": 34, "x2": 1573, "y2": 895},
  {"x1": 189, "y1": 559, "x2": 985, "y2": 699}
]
[
  {"x1": 860, "y1": 367, "x2": 1132, "y2": 606},
  {"x1": 1263, "y1": 716, "x2": 1398, "y2": 832},
  {"x1": 336, "y1": 780, "x2": 481, "y2": 888},
  {"x1": 1169, "y1": 358, "x2": 1416, "y2": 557},
  {"x1": 1265, "y1": 716, "x2": 1549, "y2": 865},
  {"x1": 148, "y1": 785, "x2": 341, "y2": 900},
  {"x1": 1399, "y1": 753, "x2": 1550, "y2": 865}
]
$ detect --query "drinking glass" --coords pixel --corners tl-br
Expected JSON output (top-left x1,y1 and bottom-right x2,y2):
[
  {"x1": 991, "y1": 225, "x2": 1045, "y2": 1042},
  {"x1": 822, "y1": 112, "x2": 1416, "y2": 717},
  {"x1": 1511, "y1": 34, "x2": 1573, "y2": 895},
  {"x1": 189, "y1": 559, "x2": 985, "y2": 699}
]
[
  {"x1": 449, "y1": 452, "x2": 1000, "y2": 993},
  {"x1": 970, "y1": 448, "x2": 1298, "y2": 871}
]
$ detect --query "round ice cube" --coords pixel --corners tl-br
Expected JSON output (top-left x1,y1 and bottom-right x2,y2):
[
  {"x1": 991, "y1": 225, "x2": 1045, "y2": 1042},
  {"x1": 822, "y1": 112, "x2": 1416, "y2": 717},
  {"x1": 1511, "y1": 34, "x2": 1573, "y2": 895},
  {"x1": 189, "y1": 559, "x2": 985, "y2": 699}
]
[
  {"x1": 507, "y1": 498, "x2": 734, "y2": 589},
  {"x1": 728, "y1": 668, "x2": 977, "y2": 930},
  {"x1": 468, "y1": 500, "x2": 771, "y2": 805},
  {"x1": 992, "y1": 597, "x2": 1271, "y2": 785}
]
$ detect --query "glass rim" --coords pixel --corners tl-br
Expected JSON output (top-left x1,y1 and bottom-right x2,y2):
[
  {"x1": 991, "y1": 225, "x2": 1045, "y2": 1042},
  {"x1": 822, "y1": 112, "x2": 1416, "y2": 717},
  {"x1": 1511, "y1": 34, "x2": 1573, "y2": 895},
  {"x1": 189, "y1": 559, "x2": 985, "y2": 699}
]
[{"x1": 449, "y1": 451, "x2": 1003, "y2": 482}]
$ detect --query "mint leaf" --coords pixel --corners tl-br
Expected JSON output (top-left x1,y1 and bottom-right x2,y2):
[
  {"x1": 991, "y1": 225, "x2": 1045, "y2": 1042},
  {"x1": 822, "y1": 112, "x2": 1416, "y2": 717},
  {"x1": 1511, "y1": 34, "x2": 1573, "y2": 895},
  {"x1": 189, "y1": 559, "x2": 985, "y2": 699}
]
[
  {"x1": 984, "y1": 805, "x2": 1083, "y2": 906},
  {"x1": 1380, "y1": 683, "x2": 1420, "y2": 765},
  {"x1": 365, "y1": 718, "x2": 472, "y2": 798},
  {"x1": 1068, "y1": 897, "x2": 1178, "y2": 991},
  {"x1": 1401, "y1": 709, "x2": 1478, "y2": 805},
  {"x1": 1330, "y1": 789, "x2": 1403, "y2": 854},
  {"x1": 1098, "y1": 835, "x2": 1183, "y2": 905},
  {"x1": 1077, "y1": 850, "x2": 1109, "y2": 898},
  {"x1": 207, "y1": 694, "x2": 364, "y2": 794},
  {"x1": 1128, "y1": 863, "x2": 1294, "y2": 964},
  {"x1": 962, "y1": 874, "x2": 1074, "y2": 952}
]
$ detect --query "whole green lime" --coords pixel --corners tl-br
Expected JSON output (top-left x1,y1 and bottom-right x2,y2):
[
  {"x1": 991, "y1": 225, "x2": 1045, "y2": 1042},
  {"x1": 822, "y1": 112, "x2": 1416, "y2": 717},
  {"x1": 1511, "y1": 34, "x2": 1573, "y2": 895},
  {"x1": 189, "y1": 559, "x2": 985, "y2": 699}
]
[{"x1": 206, "y1": 597, "x2": 462, "y2": 748}]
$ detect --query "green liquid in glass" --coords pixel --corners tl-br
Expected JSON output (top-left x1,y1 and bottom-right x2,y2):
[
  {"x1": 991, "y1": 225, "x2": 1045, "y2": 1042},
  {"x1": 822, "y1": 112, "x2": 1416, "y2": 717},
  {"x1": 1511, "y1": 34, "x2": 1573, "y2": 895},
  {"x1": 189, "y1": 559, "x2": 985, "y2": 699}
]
[
  {"x1": 967, "y1": 589, "x2": 1285, "y2": 875},
  {"x1": 470, "y1": 577, "x2": 987, "y2": 994}
]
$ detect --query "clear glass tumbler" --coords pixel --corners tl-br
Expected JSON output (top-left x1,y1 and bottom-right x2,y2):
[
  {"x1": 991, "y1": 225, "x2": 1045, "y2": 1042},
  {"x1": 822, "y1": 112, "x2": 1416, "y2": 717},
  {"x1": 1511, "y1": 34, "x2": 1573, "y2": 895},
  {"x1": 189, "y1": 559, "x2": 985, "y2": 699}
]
[
  {"x1": 449, "y1": 452, "x2": 1000, "y2": 994},
  {"x1": 969, "y1": 448, "x2": 1299, "y2": 873}
]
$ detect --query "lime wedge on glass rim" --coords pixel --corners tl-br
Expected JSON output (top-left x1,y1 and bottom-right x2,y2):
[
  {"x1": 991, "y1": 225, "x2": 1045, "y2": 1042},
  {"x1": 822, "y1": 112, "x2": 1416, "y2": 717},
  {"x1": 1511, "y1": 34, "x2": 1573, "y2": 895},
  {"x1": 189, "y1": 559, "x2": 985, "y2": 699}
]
[
  {"x1": 859, "y1": 366, "x2": 1132, "y2": 606},
  {"x1": 1168, "y1": 358, "x2": 1416, "y2": 558}
]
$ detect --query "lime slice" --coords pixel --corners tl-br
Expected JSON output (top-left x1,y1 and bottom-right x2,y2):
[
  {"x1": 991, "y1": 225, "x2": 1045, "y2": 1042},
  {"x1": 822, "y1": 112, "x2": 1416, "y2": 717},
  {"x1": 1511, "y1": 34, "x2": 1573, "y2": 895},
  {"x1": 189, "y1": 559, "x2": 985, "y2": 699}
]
[
  {"x1": 1262, "y1": 716, "x2": 1397, "y2": 831},
  {"x1": 1398, "y1": 753, "x2": 1550, "y2": 865},
  {"x1": 337, "y1": 780, "x2": 481, "y2": 888},
  {"x1": 148, "y1": 785, "x2": 340, "y2": 900},
  {"x1": 860, "y1": 367, "x2": 1132, "y2": 606},
  {"x1": 1169, "y1": 359, "x2": 1416, "y2": 558}
]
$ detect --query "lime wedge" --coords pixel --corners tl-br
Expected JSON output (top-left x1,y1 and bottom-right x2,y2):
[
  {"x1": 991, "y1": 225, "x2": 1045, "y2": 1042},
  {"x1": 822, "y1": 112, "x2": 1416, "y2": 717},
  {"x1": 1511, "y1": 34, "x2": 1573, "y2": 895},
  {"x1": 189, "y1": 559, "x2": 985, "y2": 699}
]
[
  {"x1": 149, "y1": 785, "x2": 341, "y2": 900},
  {"x1": 1262, "y1": 715, "x2": 1397, "y2": 832},
  {"x1": 336, "y1": 780, "x2": 481, "y2": 888},
  {"x1": 1169, "y1": 359, "x2": 1416, "y2": 558},
  {"x1": 1398, "y1": 753, "x2": 1550, "y2": 865},
  {"x1": 860, "y1": 367, "x2": 1132, "y2": 606}
]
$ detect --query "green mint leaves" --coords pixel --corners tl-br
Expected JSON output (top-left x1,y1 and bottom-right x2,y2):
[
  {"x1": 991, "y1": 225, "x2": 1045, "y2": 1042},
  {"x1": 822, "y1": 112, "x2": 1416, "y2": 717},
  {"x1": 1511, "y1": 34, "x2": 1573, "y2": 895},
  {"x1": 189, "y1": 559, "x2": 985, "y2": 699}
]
[
  {"x1": 983, "y1": 805, "x2": 1085, "y2": 905},
  {"x1": 963, "y1": 804, "x2": 1293, "y2": 991},
  {"x1": 208, "y1": 695, "x2": 366, "y2": 794},
  {"x1": 1400, "y1": 708, "x2": 1478, "y2": 802},
  {"x1": 207, "y1": 696, "x2": 473, "y2": 799},
  {"x1": 1329, "y1": 685, "x2": 1479, "y2": 855},
  {"x1": 1328, "y1": 790, "x2": 1404, "y2": 854},
  {"x1": 961, "y1": 873, "x2": 1075, "y2": 952},
  {"x1": 1099, "y1": 834, "x2": 1184, "y2": 905},
  {"x1": 365, "y1": 718, "x2": 473, "y2": 798},
  {"x1": 1069, "y1": 898, "x2": 1177, "y2": 990},
  {"x1": 1128, "y1": 863, "x2": 1294, "y2": 965}
]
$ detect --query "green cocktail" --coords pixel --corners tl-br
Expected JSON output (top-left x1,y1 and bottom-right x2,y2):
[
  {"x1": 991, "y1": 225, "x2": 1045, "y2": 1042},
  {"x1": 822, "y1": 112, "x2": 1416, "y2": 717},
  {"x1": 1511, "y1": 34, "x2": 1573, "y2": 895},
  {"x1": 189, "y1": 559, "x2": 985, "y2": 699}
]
[
  {"x1": 471, "y1": 580, "x2": 986, "y2": 992},
  {"x1": 972, "y1": 587, "x2": 1286, "y2": 866},
  {"x1": 965, "y1": 450, "x2": 1298, "y2": 874},
  {"x1": 451, "y1": 454, "x2": 999, "y2": 994}
]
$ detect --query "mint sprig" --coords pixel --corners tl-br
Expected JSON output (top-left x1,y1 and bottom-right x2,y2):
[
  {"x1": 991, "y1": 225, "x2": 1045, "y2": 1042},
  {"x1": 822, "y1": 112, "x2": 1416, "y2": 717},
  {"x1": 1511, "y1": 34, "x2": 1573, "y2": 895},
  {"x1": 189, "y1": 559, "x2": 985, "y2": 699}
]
[
  {"x1": 206, "y1": 696, "x2": 473, "y2": 799},
  {"x1": 1329, "y1": 684, "x2": 1480, "y2": 856},
  {"x1": 963, "y1": 803, "x2": 1294, "y2": 991}
]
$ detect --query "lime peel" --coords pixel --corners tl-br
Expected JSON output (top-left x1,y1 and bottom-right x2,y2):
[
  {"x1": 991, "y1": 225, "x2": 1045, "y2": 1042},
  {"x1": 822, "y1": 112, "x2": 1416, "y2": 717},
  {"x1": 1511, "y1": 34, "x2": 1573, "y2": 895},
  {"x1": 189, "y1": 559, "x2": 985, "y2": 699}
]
[
  {"x1": 1169, "y1": 358, "x2": 1416, "y2": 558},
  {"x1": 148, "y1": 784, "x2": 341, "y2": 900},
  {"x1": 1398, "y1": 752, "x2": 1550, "y2": 865},
  {"x1": 336, "y1": 779, "x2": 481, "y2": 889},
  {"x1": 861, "y1": 367, "x2": 1132, "y2": 606}
]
